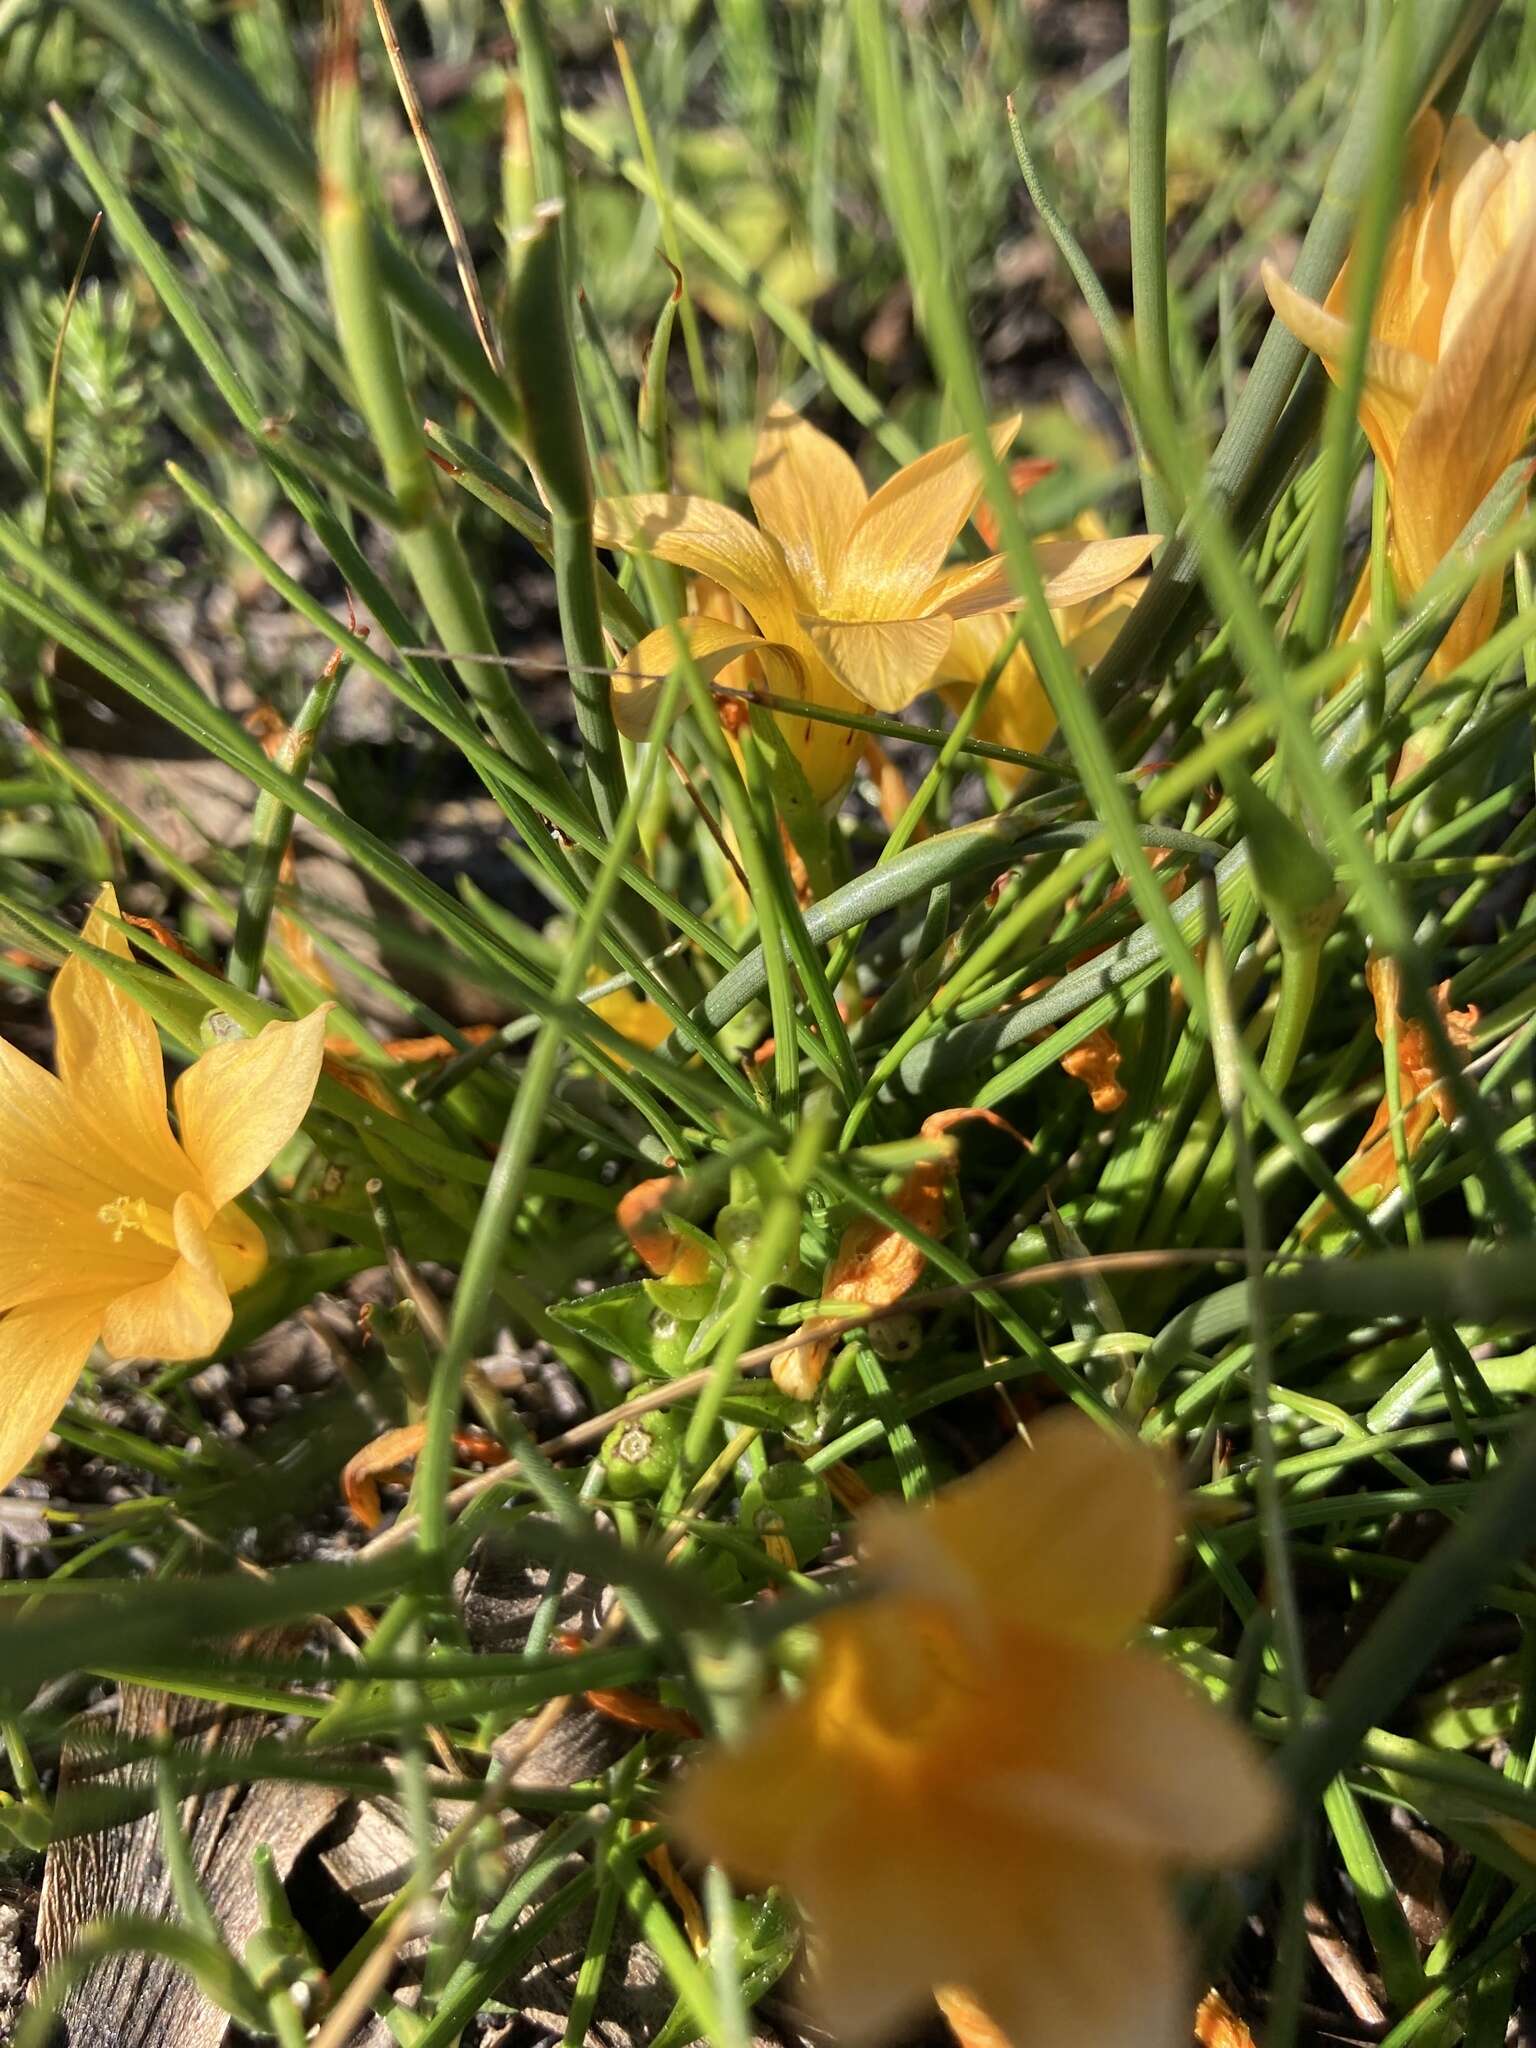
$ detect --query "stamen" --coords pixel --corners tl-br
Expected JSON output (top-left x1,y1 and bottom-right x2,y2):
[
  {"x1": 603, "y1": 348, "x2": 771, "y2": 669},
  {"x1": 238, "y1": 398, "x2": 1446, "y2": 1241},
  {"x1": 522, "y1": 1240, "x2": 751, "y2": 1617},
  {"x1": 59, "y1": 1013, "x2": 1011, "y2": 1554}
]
[
  {"x1": 95, "y1": 1195, "x2": 176, "y2": 1251},
  {"x1": 97, "y1": 1195, "x2": 150, "y2": 1243}
]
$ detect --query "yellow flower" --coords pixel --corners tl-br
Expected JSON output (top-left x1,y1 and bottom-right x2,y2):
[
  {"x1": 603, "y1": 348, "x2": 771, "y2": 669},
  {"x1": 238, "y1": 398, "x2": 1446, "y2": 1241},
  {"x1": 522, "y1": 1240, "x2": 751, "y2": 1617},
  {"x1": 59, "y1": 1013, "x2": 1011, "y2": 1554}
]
[
  {"x1": 673, "y1": 1412, "x2": 1281, "y2": 2046},
  {"x1": 0, "y1": 885, "x2": 329, "y2": 1490},
  {"x1": 939, "y1": 510, "x2": 1148, "y2": 786},
  {"x1": 597, "y1": 404, "x2": 1156, "y2": 801},
  {"x1": 1263, "y1": 111, "x2": 1536, "y2": 674},
  {"x1": 588, "y1": 971, "x2": 673, "y2": 1059}
]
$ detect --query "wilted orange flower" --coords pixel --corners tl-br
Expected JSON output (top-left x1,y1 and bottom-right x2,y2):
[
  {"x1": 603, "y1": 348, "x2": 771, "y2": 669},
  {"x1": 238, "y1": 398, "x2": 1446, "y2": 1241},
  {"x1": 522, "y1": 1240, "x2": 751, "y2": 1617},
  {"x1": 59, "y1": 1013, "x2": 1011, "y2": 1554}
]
[
  {"x1": 0, "y1": 885, "x2": 328, "y2": 1491},
  {"x1": 673, "y1": 1412, "x2": 1282, "y2": 2045},
  {"x1": 599, "y1": 404, "x2": 1155, "y2": 801},
  {"x1": 1194, "y1": 1988, "x2": 1259, "y2": 2048},
  {"x1": 342, "y1": 1422, "x2": 507, "y2": 1529},
  {"x1": 1059, "y1": 1027, "x2": 1127, "y2": 1114},
  {"x1": 1331, "y1": 956, "x2": 1478, "y2": 1213},
  {"x1": 618, "y1": 1174, "x2": 714, "y2": 1288},
  {"x1": 1264, "y1": 112, "x2": 1536, "y2": 675},
  {"x1": 771, "y1": 1108, "x2": 1025, "y2": 1400}
]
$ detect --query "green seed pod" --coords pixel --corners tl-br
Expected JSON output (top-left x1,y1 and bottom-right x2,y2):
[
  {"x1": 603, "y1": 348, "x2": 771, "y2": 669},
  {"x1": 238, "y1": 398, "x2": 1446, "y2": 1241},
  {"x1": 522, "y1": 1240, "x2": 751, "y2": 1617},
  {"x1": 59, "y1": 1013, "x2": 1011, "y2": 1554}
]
[
  {"x1": 601, "y1": 1408, "x2": 684, "y2": 1499},
  {"x1": 739, "y1": 1464, "x2": 835, "y2": 1568},
  {"x1": 715, "y1": 1201, "x2": 799, "y2": 1282},
  {"x1": 1224, "y1": 763, "x2": 1341, "y2": 951},
  {"x1": 1004, "y1": 1225, "x2": 1063, "y2": 1328},
  {"x1": 643, "y1": 1273, "x2": 719, "y2": 1322},
  {"x1": 684, "y1": 1544, "x2": 745, "y2": 1600},
  {"x1": 867, "y1": 1312, "x2": 922, "y2": 1362},
  {"x1": 645, "y1": 1309, "x2": 693, "y2": 1374}
]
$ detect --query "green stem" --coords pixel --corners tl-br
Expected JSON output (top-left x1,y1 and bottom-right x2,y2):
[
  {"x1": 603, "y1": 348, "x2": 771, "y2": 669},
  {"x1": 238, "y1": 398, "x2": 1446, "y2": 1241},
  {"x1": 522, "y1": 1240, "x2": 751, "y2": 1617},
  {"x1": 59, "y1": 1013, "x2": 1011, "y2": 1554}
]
[
  {"x1": 228, "y1": 650, "x2": 348, "y2": 994},
  {"x1": 1127, "y1": 0, "x2": 1176, "y2": 538},
  {"x1": 504, "y1": 192, "x2": 628, "y2": 836}
]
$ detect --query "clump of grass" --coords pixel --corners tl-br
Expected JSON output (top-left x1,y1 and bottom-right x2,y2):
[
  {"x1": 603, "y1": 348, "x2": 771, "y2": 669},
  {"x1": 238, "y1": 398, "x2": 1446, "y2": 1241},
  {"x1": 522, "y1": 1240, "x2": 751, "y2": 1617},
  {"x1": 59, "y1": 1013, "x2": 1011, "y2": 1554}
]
[{"x1": 2, "y1": 0, "x2": 1536, "y2": 2042}]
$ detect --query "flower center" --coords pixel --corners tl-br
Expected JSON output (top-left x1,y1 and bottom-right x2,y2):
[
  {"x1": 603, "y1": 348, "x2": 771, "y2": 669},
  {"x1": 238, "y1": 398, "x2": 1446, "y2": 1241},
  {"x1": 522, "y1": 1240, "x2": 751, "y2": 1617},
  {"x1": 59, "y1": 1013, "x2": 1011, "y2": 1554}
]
[{"x1": 97, "y1": 1194, "x2": 179, "y2": 1254}]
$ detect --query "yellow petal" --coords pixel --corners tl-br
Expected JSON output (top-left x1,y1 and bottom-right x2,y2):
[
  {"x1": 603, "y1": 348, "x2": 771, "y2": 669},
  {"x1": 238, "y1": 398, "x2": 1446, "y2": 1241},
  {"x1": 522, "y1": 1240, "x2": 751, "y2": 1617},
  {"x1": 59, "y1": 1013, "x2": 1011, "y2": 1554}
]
[
  {"x1": 610, "y1": 616, "x2": 807, "y2": 739},
  {"x1": 1035, "y1": 533, "x2": 1161, "y2": 608},
  {"x1": 920, "y1": 554, "x2": 1020, "y2": 621},
  {"x1": 749, "y1": 401, "x2": 867, "y2": 607},
  {"x1": 831, "y1": 416, "x2": 1022, "y2": 621},
  {"x1": 0, "y1": 1032, "x2": 137, "y2": 1210},
  {"x1": 966, "y1": 1850, "x2": 1186, "y2": 2048},
  {"x1": 777, "y1": 670, "x2": 868, "y2": 807},
  {"x1": 670, "y1": 1687, "x2": 839, "y2": 1880},
  {"x1": 1393, "y1": 204, "x2": 1536, "y2": 612},
  {"x1": 938, "y1": 612, "x2": 1020, "y2": 692},
  {"x1": 0, "y1": 1297, "x2": 105, "y2": 1491},
  {"x1": 593, "y1": 495, "x2": 799, "y2": 640},
  {"x1": 990, "y1": 1639, "x2": 1283, "y2": 1864},
  {"x1": 99, "y1": 1191, "x2": 231, "y2": 1361},
  {"x1": 1262, "y1": 259, "x2": 1431, "y2": 478},
  {"x1": 1335, "y1": 109, "x2": 1443, "y2": 354},
  {"x1": 935, "y1": 1988, "x2": 1012, "y2": 2048},
  {"x1": 940, "y1": 624, "x2": 1056, "y2": 779},
  {"x1": 206, "y1": 1198, "x2": 271, "y2": 1297},
  {"x1": 0, "y1": 1181, "x2": 169, "y2": 1312},
  {"x1": 173, "y1": 1006, "x2": 330, "y2": 1213},
  {"x1": 793, "y1": 1808, "x2": 1183, "y2": 2048},
  {"x1": 861, "y1": 1409, "x2": 1180, "y2": 1646},
  {"x1": 589, "y1": 985, "x2": 672, "y2": 1054},
  {"x1": 805, "y1": 614, "x2": 954, "y2": 713},
  {"x1": 50, "y1": 884, "x2": 195, "y2": 1207},
  {"x1": 1438, "y1": 130, "x2": 1528, "y2": 347}
]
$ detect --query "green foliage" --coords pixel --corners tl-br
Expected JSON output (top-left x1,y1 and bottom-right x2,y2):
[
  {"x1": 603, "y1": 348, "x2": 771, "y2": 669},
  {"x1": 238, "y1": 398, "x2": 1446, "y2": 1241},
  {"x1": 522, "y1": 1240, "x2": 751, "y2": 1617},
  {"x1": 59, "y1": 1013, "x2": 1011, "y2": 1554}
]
[{"x1": 2, "y1": 0, "x2": 1536, "y2": 2042}]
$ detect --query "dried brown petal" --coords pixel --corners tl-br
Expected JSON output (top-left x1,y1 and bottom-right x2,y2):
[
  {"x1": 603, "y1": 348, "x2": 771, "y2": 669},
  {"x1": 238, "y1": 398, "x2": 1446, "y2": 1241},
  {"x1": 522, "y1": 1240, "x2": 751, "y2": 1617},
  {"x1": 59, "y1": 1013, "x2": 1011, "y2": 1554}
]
[
  {"x1": 771, "y1": 1108, "x2": 1027, "y2": 1398},
  {"x1": 342, "y1": 1424, "x2": 506, "y2": 1529},
  {"x1": 1060, "y1": 1027, "x2": 1127, "y2": 1114}
]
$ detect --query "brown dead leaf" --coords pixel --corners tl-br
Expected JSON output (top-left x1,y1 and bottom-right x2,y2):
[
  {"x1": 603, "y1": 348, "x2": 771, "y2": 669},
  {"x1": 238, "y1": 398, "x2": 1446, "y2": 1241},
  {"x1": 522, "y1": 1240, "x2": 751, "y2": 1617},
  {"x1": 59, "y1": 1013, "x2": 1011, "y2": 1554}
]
[
  {"x1": 379, "y1": 1023, "x2": 498, "y2": 1063},
  {"x1": 322, "y1": 1044, "x2": 404, "y2": 1117}
]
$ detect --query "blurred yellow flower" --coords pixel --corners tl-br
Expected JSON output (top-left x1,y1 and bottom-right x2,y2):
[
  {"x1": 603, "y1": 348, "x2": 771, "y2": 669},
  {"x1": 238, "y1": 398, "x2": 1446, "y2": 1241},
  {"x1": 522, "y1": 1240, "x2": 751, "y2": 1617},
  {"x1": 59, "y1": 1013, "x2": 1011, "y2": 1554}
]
[
  {"x1": 588, "y1": 973, "x2": 673, "y2": 1059},
  {"x1": 1264, "y1": 111, "x2": 1536, "y2": 674},
  {"x1": 0, "y1": 885, "x2": 328, "y2": 1490},
  {"x1": 598, "y1": 404, "x2": 1155, "y2": 801},
  {"x1": 673, "y1": 1412, "x2": 1281, "y2": 2046},
  {"x1": 939, "y1": 509, "x2": 1148, "y2": 786}
]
